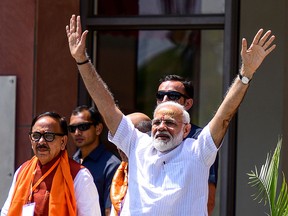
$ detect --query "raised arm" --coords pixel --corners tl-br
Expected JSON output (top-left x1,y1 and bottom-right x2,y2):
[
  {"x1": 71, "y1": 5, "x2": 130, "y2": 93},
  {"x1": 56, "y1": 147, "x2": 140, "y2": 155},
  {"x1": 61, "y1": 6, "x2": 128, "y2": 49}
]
[
  {"x1": 210, "y1": 29, "x2": 276, "y2": 147},
  {"x1": 66, "y1": 15, "x2": 123, "y2": 135}
]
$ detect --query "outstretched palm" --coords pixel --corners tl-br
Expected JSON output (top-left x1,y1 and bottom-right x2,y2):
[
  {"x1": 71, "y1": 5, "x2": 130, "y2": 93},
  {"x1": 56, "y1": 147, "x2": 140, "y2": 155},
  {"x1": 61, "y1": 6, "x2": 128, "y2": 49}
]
[
  {"x1": 66, "y1": 15, "x2": 88, "y2": 61},
  {"x1": 241, "y1": 29, "x2": 276, "y2": 75}
]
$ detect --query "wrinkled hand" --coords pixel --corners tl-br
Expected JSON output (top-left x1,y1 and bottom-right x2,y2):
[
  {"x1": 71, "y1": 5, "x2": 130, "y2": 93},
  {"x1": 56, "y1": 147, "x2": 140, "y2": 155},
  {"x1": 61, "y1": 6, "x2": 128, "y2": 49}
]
[
  {"x1": 241, "y1": 29, "x2": 276, "y2": 78},
  {"x1": 66, "y1": 15, "x2": 88, "y2": 62}
]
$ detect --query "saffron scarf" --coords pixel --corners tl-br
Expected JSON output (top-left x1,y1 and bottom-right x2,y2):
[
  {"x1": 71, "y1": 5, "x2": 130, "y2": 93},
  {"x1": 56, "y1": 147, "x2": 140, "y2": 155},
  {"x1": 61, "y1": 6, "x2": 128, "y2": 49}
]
[
  {"x1": 110, "y1": 161, "x2": 129, "y2": 215},
  {"x1": 7, "y1": 150, "x2": 77, "y2": 216}
]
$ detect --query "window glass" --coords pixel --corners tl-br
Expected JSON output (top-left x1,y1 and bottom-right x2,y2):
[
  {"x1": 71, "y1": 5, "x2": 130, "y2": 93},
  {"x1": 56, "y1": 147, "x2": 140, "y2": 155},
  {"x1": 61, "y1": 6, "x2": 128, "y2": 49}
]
[
  {"x1": 137, "y1": 30, "x2": 223, "y2": 127},
  {"x1": 94, "y1": 0, "x2": 225, "y2": 16},
  {"x1": 94, "y1": 29, "x2": 223, "y2": 127}
]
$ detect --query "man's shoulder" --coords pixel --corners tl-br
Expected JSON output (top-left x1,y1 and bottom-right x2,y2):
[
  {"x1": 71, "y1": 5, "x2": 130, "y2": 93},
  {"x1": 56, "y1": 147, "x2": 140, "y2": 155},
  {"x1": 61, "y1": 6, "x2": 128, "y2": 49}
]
[
  {"x1": 187, "y1": 124, "x2": 203, "y2": 139},
  {"x1": 68, "y1": 158, "x2": 84, "y2": 179},
  {"x1": 87, "y1": 144, "x2": 121, "y2": 166},
  {"x1": 17, "y1": 160, "x2": 32, "y2": 175}
]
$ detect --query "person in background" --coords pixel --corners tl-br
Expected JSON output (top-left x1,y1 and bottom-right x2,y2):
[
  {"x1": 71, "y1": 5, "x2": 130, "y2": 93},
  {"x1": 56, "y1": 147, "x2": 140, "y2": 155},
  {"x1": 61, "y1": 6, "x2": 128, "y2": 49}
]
[
  {"x1": 66, "y1": 14, "x2": 276, "y2": 215},
  {"x1": 68, "y1": 105, "x2": 121, "y2": 216},
  {"x1": 156, "y1": 74, "x2": 219, "y2": 215},
  {"x1": 1, "y1": 111, "x2": 100, "y2": 216},
  {"x1": 110, "y1": 112, "x2": 151, "y2": 215}
]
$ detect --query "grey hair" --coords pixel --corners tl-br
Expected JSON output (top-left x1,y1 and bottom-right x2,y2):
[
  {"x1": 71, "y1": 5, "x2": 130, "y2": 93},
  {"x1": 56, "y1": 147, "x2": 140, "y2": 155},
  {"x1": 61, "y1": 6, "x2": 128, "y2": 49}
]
[{"x1": 153, "y1": 101, "x2": 190, "y2": 124}]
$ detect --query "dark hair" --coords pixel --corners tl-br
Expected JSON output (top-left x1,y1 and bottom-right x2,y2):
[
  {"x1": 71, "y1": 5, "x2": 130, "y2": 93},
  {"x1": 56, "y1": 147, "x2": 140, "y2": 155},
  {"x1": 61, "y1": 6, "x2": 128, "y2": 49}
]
[
  {"x1": 71, "y1": 105, "x2": 103, "y2": 125},
  {"x1": 159, "y1": 74, "x2": 194, "y2": 99},
  {"x1": 30, "y1": 111, "x2": 68, "y2": 135}
]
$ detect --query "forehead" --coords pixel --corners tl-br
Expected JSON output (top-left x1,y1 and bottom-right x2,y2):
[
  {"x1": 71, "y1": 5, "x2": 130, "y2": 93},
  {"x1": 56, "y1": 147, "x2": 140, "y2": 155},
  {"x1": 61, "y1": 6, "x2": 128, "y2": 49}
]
[
  {"x1": 158, "y1": 81, "x2": 185, "y2": 93},
  {"x1": 154, "y1": 106, "x2": 183, "y2": 120},
  {"x1": 70, "y1": 110, "x2": 91, "y2": 124},
  {"x1": 32, "y1": 116, "x2": 60, "y2": 131}
]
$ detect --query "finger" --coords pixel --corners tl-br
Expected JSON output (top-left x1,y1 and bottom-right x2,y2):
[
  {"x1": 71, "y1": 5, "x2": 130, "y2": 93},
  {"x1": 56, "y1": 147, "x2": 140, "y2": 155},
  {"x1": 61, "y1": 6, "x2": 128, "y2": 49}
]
[
  {"x1": 264, "y1": 44, "x2": 276, "y2": 56},
  {"x1": 241, "y1": 38, "x2": 247, "y2": 55},
  {"x1": 251, "y1": 28, "x2": 264, "y2": 45},
  {"x1": 70, "y1": 14, "x2": 76, "y2": 33},
  {"x1": 258, "y1": 30, "x2": 272, "y2": 46},
  {"x1": 65, "y1": 25, "x2": 70, "y2": 37},
  {"x1": 263, "y1": 35, "x2": 275, "y2": 50},
  {"x1": 80, "y1": 30, "x2": 89, "y2": 45},
  {"x1": 76, "y1": 16, "x2": 82, "y2": 38}
]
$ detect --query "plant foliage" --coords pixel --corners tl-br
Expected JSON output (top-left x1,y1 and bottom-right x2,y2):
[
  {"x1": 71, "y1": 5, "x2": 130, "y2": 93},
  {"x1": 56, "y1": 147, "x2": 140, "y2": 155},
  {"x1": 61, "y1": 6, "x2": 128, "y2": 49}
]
[{"x1": 247, "y1": 138, "x2": 288, "y2": 216}]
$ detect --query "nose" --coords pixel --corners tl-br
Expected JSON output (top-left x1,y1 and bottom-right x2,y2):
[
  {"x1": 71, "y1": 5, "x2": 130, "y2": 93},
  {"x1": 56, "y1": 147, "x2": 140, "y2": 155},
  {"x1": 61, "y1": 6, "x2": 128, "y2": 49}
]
[
  {"x1": 38, "y1": 135, "x2": 46, "y2": 144},
  {"x1": 156, "y1": 121, "x2": 167, "y2": 131},
  {"x1": 162, "y1": 95, "x2": 170, "y2": 102},
  {"x1": 75, "y1": 128, "x2": 82, "y2": 135}
]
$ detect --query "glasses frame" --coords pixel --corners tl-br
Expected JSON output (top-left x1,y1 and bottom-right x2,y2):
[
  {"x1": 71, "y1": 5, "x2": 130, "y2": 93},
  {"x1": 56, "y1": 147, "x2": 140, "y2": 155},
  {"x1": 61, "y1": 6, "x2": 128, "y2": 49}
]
[
  {"x1": 67, "y1": 122, "x2": 95, "y2": 133},
  {"x1": 156, "y1": 91, "x2": 189, "y2": 101},
  {"x1": 29, "y1": 131, "x2": 64, "y2": 142}
]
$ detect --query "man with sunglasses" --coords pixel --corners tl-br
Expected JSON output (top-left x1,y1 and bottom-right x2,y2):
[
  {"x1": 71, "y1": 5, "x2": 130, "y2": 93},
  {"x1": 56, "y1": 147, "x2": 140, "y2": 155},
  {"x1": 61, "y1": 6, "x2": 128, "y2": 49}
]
[
  {"x1": 68, "y1": 105, "x2": 121, "y2": 216},
  {"x1": 66, "y1": 14, "x2": 276, "y2": 215},
  {"x1": 1, "y1": 111, "x2": 101, "y2": 216},
  {"x1": 156, "y1": 74, "x2": 219, "y2": 215}
]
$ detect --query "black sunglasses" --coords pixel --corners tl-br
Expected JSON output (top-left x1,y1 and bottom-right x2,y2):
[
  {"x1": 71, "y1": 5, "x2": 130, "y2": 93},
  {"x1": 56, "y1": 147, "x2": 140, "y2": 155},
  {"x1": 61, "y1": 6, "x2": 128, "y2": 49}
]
[
  {"x1": 29, "y1": 132, "x2": 64, "y2": 142},
  {"x1": 68, "y1": 122, "x2": 94, "y2": 133},
  {"x1": 156, "y1": 91, "x2": 189, "y2": 101}
]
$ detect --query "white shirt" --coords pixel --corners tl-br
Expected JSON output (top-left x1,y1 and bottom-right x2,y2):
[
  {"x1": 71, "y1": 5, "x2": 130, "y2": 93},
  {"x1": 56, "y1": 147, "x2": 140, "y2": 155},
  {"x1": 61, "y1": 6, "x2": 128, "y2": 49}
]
[
  {"x1": 1, "y1": 167, "x2": 101, "y2": 216},
  {"x1": 108, "y1": 116, "x2": 218, "y2": 216}
]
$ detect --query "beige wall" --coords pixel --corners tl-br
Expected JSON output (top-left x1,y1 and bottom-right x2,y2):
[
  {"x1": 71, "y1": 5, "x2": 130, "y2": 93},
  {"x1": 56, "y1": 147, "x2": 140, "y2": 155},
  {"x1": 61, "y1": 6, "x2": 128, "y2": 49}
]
[{"x1": 236, "y1": 0, "x2": 288, "y2": 215}]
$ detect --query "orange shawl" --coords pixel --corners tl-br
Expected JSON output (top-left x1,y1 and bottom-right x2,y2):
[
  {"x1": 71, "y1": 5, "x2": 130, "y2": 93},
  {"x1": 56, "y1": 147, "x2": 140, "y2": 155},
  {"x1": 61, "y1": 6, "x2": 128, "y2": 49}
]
[
  {"x1": 7, "y1": 150, "x2": 77, "y2": 216},
  {"x1": 110, "y1": 161, "x2": 128, "y2": 215}
]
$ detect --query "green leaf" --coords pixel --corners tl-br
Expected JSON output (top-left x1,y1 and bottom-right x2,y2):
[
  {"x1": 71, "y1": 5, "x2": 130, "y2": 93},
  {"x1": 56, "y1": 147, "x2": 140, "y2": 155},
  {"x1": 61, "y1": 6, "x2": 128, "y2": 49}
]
[{"x1": 247, "y1": 138, "x2": 288, "y2": 216}]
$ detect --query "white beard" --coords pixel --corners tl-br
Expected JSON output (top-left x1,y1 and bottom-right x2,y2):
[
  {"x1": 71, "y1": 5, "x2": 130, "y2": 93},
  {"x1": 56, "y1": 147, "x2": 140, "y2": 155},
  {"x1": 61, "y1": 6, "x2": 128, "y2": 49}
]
[{"x1": 152, "y1": 130, "x2": 184, "y2": 152}]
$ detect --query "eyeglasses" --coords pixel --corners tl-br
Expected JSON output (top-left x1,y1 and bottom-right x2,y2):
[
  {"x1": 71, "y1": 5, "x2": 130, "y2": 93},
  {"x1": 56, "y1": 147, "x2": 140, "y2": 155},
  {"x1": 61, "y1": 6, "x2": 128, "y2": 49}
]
[
  {"x1": 67, "y1": 122, "x2": 94, "y2": 133},
  {"x1": 156, "y1": 91, "x2": 189, "y2": 101},
  {"x1": 29, "y1": 132, "x2": 64, "y2": 142}
]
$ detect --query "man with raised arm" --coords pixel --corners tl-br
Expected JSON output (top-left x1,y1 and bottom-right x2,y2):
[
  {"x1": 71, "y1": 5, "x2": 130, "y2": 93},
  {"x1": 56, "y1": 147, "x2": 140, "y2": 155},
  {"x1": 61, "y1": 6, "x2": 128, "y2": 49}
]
[{"x1": 66, "y1": 14, "x2": 276, "y2": 215}]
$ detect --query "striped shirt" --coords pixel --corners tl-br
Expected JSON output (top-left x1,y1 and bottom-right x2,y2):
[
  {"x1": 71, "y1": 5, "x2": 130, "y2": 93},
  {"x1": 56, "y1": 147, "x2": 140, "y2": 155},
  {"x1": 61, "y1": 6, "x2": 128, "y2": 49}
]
[{"x1": 109, "y1": 115, "x2": 218, "y2": 216}]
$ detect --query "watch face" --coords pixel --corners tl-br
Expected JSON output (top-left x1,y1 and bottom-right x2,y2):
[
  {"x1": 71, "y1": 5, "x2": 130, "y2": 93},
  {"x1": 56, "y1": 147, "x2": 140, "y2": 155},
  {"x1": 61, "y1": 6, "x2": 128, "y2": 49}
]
[
  {"x1": 238, "y1": 73, "x2": 250, "y2": 84},
  {"x1": 242, "y1": 76, "x2": 250, "y2": 84}
]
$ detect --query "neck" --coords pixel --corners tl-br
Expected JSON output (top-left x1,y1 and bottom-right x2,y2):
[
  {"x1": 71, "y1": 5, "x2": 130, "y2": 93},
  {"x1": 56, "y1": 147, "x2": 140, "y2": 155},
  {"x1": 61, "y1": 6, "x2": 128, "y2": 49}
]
[{"x1": 80, "y1": 141, "x2": 99, "y2": 159}]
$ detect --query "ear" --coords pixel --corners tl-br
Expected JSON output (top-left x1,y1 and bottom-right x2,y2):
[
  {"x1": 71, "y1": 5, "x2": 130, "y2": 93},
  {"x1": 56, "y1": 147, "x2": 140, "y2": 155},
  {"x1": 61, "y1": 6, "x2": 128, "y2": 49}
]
[
  {"x1": 183, "y1": 123, "x2": 191, "y2": 139},
  {"x1": 95, "y1": 123, "x2": 103, "y2": 136},
  {"x1": 60, "y1": 135, "x2": 68, "y2": 150},
  {"x1": 184, "y1": 98, "x2": 193, "y2": 110}
]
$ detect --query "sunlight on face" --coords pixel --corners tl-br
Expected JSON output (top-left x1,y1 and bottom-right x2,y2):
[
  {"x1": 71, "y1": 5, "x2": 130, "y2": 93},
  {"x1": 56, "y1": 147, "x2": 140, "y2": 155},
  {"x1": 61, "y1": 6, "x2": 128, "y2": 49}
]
[{"x1": 152, "y1": 129, "x2": 184, "y2": 152}]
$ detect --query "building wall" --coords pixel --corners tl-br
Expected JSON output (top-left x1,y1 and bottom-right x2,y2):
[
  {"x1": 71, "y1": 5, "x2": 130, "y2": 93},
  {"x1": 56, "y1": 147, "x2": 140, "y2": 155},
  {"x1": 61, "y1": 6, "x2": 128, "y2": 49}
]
[
  {"x1": 0, "y1": 0, "x2": 80, "y2": 170},
  {"x1": 34, "y1": 0, "x2": 80, "y2": 159},
  {"x1": 1, "y1": 0, "x2": 35, "y2": 170},
  {"x1": 236, "y1": 0, "x2": 287, "y2": 215}
]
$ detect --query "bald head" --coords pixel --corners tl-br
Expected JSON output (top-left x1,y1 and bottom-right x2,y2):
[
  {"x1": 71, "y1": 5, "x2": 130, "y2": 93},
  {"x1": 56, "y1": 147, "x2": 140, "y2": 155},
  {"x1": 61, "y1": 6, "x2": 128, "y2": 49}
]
[
  {"x1": 127, "y1": 112, "x2": 151, "y2": 133},
  {"x1": 127, "y1": 112, "x2": 150, "y2": 125}
]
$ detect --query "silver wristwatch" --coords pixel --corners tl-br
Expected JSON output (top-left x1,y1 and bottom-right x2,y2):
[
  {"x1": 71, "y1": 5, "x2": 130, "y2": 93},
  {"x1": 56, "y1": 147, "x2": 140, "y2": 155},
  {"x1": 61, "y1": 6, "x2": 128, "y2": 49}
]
[{"x1": 238, "y1": 73, "x2": 251, "y2": 84}]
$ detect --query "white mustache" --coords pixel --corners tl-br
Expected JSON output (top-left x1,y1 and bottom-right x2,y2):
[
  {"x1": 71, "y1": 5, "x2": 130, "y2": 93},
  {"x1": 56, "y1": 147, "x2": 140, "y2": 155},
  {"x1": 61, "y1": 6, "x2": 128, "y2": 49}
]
[{"x1": 154, "y1": 131, "x2": 172, "y2": 139}]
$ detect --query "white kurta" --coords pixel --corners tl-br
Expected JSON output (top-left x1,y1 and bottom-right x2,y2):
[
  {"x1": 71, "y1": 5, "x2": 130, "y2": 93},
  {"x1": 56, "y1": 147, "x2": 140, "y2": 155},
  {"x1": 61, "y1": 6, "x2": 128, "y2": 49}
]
[
  {"x1": 109, "y1": 115, "x2": 218, "y2": 216},
  {"x1": 1, "y1": 167, "x2": 101, "y2": 216}
]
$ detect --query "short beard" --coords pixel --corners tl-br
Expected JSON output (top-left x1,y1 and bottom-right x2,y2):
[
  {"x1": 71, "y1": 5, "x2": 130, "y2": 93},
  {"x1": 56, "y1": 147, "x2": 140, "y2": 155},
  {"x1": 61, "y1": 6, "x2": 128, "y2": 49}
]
[{"x1": 152, "y1": 130, "x2": 184, "y2": 152}]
